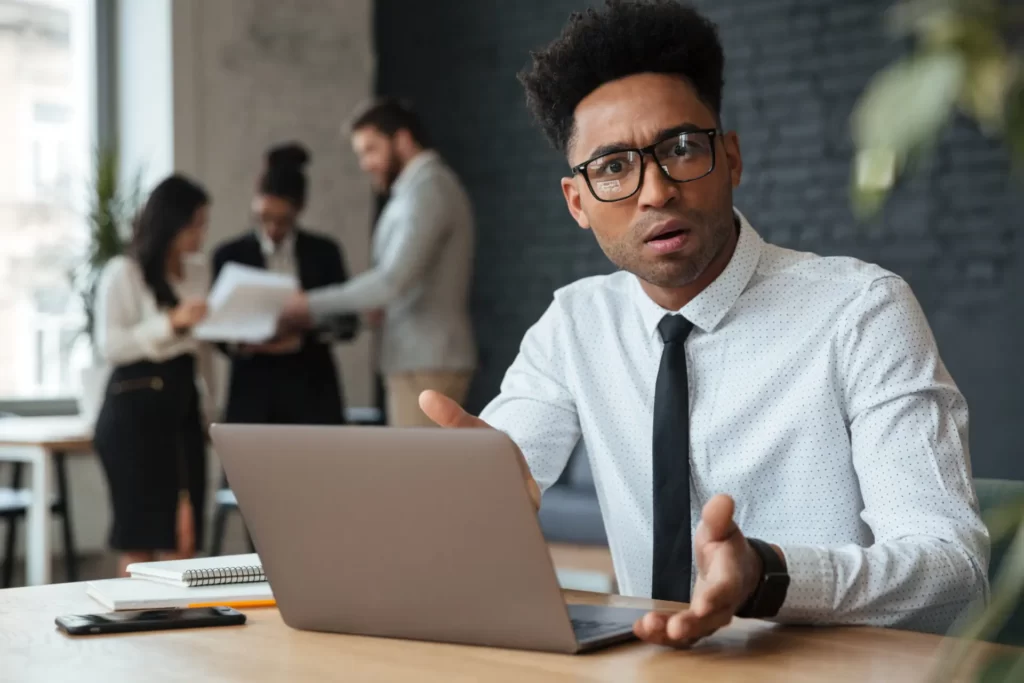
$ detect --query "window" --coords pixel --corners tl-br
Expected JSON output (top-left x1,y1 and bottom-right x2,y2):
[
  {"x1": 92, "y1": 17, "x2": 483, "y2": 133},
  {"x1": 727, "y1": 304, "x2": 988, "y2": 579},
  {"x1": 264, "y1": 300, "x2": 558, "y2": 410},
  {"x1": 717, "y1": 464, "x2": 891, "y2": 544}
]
[
  {"x1": 27, "y1": 101, "x2": 75, "y2": 202},
  {"x1": 0, "y1": 0, "x2": 96, "y2": 399}
]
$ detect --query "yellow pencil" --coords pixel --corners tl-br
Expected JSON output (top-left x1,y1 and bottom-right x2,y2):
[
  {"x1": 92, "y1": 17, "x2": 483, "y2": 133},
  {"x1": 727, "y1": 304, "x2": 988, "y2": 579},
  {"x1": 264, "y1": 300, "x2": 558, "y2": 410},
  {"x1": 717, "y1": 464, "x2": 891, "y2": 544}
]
[{"x1": 188, "y1": 599, "x2": 277, "y2": 609}]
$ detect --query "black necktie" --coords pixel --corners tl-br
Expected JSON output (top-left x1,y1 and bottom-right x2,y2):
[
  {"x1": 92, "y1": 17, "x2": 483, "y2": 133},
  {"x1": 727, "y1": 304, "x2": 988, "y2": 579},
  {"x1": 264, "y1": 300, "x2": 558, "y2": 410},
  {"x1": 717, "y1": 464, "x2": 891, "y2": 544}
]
[{"x1": 652, "y1": 314, "x2": 695, "y2": 602}]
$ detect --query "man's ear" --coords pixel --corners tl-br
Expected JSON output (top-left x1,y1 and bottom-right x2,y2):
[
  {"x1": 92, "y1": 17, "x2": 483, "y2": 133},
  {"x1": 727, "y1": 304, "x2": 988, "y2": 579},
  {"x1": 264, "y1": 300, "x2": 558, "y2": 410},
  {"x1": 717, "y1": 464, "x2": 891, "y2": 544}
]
[
  {"x1": 394, "y1": 128, "x2": 416, "y2": 156},
  {"x1": 561, "y1": 176, "x2": 591, "y2": 230},
  {"x1": 722, "y1": 131, "x2": 743, "y2": 188}
]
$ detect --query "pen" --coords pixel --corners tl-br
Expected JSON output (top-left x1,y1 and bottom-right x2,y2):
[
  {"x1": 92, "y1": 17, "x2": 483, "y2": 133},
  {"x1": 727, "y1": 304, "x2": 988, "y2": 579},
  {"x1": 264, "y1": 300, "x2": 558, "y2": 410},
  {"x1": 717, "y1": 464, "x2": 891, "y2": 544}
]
[{"x1": 188, "y1": 599, "x2": 277, "y2": 609}]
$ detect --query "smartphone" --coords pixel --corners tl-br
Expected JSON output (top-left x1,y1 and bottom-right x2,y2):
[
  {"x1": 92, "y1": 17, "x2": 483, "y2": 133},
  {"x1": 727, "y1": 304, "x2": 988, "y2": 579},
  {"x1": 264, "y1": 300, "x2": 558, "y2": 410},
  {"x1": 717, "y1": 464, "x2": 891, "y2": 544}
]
[{"x1": 55, "y1": 606, "x2": 246, "y2": 636}]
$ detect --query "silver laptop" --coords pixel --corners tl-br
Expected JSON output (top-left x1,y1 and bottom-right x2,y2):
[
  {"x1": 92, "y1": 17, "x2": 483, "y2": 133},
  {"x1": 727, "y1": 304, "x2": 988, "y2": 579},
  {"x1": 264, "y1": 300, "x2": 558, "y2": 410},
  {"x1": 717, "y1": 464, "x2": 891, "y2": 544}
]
[{"x1": 210, "y1": 424, "x2": 650, "y2": 653}]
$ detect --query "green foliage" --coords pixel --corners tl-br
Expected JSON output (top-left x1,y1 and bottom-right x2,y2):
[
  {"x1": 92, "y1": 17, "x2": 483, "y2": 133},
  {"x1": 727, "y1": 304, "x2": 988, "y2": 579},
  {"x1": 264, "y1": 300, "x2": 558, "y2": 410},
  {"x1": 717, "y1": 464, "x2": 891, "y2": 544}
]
[
  {"x1": 853, "y1": 6, "x2": 1024, "y2": 678},
  {"x1": 851, "y1": 0, "x2": 1024, "y2": 216},
  {"x1": 75, "y1": 147, "x2": 140, "y2": 344},
  {"x1": 854, "y1": 6, "x2": 1024, "y2": 675},
  {"x1": 977, "y1": 652, "x2": 1024, "y2": 683},
  {"x1": 930, "y1": 496, "x2": 1024, "y2": 682}
]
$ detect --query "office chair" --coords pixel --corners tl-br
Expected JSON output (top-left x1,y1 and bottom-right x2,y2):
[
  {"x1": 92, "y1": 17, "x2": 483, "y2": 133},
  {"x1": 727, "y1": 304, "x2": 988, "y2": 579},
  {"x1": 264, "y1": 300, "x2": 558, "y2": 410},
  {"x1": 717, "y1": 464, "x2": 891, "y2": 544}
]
[{"x1": 974, "y1": 477, "x2": 1024, "y2": 646}]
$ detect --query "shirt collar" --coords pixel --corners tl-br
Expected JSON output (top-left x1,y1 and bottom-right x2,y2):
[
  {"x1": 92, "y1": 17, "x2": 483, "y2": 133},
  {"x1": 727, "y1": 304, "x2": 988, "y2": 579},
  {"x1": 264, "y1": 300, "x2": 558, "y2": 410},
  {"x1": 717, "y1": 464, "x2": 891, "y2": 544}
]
[
  {"x1": 257, "y1": 228, "x2": 296, "y2": 259},
  {"x1": 390, "y1": 149, "x2": 438, "y2": 195},
  {"x1": 634, "y1": 208, "x2": 764, "y2": 338}
]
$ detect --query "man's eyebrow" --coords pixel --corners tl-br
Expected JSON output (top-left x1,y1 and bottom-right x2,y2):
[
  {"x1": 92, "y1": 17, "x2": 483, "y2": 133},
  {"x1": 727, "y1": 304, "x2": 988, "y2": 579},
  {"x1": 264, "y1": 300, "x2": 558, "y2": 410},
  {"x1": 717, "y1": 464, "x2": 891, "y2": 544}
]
[{"x1": 582, "y1": 122, "x2": 707, "y2": 162}]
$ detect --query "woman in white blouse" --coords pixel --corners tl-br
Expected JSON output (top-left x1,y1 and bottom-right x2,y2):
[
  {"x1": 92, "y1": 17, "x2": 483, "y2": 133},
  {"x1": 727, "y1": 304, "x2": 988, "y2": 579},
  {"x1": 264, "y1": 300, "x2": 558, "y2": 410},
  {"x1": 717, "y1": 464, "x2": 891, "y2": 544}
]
[{"x1": 92, "y1": 174, "x2": 215, "y2": 576}]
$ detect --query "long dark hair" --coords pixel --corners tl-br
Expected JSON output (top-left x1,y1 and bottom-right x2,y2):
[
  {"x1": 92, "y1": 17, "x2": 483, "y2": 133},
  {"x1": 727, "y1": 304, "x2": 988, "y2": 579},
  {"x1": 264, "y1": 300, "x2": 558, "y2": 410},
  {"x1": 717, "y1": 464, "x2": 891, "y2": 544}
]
[
  {"x1": 131, "y1": 174, "x2": 209, "y2": 308},
  {"x1": 258, "y1": 142, "x2": 310, "y2": 210}
]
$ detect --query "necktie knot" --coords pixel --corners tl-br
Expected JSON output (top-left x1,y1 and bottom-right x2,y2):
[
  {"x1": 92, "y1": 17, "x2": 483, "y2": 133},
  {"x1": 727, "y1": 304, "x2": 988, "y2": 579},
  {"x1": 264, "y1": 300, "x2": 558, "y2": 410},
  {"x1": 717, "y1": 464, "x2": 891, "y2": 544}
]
[{"x1": 658, "y1": 314, "x2": 694, "y2": 344}]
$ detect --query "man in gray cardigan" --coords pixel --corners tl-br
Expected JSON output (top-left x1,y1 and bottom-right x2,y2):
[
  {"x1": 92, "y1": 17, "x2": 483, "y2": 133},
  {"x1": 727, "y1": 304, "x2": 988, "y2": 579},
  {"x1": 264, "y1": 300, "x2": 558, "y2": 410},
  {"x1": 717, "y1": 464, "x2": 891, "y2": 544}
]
[{"x1": 280, "y1": 99, "x2": 477, "y2": 426}]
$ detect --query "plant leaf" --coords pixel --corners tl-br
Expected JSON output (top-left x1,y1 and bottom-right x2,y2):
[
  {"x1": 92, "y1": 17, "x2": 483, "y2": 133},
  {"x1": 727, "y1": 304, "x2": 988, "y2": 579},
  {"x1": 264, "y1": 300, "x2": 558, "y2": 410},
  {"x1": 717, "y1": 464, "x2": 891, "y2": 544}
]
[
  {"x1": 935, "y1": 516, "x2": 1024, "y2": 681},
  {"x1": 852, "y1": 51, "x2": 966, "y2": 152},
  {"x1": 968, "y1": 516, "x2": 1024, "y2": 642},
  {"x1": 851, "y1": 50, "x2": 966, "y2": 213},
  {"x1": 886, "y1": 0, "x2": 961, "y2": 38},
  {"x1": 960, "y1": 55, "x2": 1016, "y2": 132},
  {"x1": 983, "y1": 498, "x2": 1024, "y2": 544},
  {"x1": 1006, "y1": 79, "x2": 1024, "y2": 170},
  {"x1": 977, "y1": 652, "x2": 1024, "y2": 683},
  {"x1": 75, "y1": 145, "x2": 137, "y2": 343},
  {"x1": 851, "y1": 148, "x2": 898, "y2": 218}
]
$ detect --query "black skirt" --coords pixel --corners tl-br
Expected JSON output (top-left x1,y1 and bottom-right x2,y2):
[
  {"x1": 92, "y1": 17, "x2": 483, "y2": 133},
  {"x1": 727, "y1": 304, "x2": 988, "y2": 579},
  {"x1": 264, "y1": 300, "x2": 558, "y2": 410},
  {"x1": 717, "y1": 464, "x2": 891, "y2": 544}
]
[{"x1": 93, "y1": 354, "x2": 207, "y2": 552}]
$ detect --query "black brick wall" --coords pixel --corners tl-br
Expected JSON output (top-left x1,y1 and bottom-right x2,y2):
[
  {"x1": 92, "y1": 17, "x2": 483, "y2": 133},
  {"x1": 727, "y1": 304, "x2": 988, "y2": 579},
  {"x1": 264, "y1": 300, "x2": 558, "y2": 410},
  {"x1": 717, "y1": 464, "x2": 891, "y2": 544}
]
[{"x1": 376, "y1": 0, "x2": 1024, "y2": 479}]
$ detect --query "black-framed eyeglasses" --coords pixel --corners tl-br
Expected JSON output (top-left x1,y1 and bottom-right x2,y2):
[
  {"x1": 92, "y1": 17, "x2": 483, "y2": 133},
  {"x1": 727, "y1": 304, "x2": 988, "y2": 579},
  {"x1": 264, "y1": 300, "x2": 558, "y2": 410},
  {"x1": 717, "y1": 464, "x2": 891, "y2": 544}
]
[
  {"x1": 571, "y1": 128, "x2": 720, "y2": 202},
  {"x1": 253, "y1": 212, "x2": 297, "y2": 231}
]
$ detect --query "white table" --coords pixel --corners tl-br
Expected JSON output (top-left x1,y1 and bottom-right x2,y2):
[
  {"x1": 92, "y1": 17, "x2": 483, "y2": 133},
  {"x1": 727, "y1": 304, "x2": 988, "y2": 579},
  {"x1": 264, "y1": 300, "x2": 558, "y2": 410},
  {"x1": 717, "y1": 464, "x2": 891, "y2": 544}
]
[
  {"x1": 0, "y1": 409, "x2": 381, "y2": 585},
  {"x1": 0, "y1": 416, "x2": 92, "y2": 585}
]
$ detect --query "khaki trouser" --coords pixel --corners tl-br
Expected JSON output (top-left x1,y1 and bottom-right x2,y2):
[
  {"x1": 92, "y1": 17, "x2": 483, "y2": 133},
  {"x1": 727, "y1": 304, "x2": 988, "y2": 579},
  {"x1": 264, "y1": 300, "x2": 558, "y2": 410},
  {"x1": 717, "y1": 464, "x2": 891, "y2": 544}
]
[{"x1": 386, "y1": 370, "x2": 473, "y2": 427}]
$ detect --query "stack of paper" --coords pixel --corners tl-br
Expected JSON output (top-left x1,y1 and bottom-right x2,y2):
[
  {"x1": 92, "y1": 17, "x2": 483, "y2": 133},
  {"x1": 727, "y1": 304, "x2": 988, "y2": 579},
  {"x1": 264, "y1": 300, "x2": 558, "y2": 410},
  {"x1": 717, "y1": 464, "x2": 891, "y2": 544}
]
[
  {"x1": 193, "y1": 263, "x2": 298, "y2": 343},
  {"x1": 178, "y1": 252, "x2": 212, "y2": 299},
  {"x1": 87, "y1": 555, "x2": 273, "y2": 611},
  {"x1": 86, "y1": 579, "x2": 273, "y2": 611}
]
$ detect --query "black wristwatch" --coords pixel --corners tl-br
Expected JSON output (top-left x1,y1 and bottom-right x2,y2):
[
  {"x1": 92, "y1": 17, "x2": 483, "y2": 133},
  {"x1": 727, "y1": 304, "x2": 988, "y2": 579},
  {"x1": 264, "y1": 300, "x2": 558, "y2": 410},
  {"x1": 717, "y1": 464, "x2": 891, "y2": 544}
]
[{"x1": 735, "y1": 537, "x2": 789, "y2": 618}]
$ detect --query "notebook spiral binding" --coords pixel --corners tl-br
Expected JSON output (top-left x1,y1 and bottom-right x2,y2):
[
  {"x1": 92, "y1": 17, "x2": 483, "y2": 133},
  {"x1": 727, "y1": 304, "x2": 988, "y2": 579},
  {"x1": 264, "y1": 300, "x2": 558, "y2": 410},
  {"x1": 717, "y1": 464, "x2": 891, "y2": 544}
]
[{"x1": 184, "y1": 564, "x2": 266, "y2": 587}]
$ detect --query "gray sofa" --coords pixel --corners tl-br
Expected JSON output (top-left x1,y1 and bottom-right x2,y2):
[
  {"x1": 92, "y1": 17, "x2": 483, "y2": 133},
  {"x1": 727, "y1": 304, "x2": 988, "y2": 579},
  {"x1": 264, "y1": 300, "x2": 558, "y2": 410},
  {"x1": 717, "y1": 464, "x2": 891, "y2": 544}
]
[{"x1": 537, "y1": 442, "x2": 608, "y2": 545}]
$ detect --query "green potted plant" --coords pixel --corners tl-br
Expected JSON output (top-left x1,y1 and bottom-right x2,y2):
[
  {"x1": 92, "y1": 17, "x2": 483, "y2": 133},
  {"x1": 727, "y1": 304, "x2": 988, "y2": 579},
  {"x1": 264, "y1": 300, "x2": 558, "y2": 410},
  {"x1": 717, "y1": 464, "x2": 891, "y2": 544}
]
[
  {"x1": 74, "y1": 146, "x2": 140, "y2": 424},
  {"x1": 850, "y1": 1, "x2": 1024, "y2": 679}
]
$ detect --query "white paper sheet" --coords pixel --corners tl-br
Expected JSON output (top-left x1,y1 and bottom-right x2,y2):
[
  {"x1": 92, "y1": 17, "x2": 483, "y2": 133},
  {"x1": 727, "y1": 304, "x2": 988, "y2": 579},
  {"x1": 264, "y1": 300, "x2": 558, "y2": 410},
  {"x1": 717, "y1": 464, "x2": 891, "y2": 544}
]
[
  {"x1": 177, "y1": 252, "x2": 211, "y2": 299},
  {"x1": 86, "y1": 578, "x2": 273, "y2": 610},
  {"x1": 193, "y1": 262, "x2": 298, "y2": 343}
]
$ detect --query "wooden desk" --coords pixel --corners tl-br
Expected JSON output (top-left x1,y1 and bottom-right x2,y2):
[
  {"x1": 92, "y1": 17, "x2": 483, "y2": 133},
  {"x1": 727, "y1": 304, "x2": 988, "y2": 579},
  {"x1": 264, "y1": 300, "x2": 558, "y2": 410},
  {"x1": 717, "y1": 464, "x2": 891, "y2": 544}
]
[
  {"x1": 1, "y1": 583, "x2": 1017, "y2": 682},
  {"x1": 0, "y1": 417, "x2": 93, "y2": 586}
]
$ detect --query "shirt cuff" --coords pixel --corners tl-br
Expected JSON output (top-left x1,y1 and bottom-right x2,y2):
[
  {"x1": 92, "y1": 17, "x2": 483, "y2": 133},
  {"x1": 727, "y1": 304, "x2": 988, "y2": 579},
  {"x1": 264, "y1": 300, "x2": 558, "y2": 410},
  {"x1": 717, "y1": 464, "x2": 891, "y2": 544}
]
[
  {"x1": 136, "y1": 312, "x2": 176, "y2": 347},
  {"x1": 776, "y1": 544, "x2": 835, "y2": 623},
  {"x1": 307, "y1": 289, "x2": 348, "y2": 324}
]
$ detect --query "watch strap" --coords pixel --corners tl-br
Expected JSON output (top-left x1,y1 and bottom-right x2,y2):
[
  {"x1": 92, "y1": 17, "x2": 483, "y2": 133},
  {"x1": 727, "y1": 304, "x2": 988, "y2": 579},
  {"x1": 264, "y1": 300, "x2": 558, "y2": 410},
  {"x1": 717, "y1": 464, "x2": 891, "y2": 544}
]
[{"x1": 735, "y1": 537, "x2": 789, "y2": 618}]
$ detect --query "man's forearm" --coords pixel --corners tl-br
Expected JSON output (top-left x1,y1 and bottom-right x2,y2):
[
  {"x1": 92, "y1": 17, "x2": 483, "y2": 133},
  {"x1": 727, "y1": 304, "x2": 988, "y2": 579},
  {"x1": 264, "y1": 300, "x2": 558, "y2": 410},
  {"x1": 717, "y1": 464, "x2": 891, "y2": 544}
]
[
  {"x1": 775, "y1": 536, "x2": 987, "y2": 632},
  {"x1": 307, "y1": 269, "x2": 396, "y2": 322}
]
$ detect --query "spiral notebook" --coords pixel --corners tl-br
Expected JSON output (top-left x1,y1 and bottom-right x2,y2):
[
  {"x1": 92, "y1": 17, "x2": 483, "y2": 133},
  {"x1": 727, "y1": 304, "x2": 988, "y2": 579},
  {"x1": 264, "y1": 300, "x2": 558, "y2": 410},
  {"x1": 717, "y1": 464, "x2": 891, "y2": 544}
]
[{"x1": 126, "y1": 553, "x2": 265, "y2": 588}]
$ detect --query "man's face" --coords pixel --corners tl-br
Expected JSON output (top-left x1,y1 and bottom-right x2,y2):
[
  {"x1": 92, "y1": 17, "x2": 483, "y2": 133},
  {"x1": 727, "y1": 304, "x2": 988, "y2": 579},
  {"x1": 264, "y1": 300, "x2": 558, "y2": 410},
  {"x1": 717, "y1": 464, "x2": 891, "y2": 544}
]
[
  {"x1": 352, "y1": 126, "x2": 403, "y2": 194},
  {"x1": 561, "y1": 73, "x2": 743, "y2": 289}
]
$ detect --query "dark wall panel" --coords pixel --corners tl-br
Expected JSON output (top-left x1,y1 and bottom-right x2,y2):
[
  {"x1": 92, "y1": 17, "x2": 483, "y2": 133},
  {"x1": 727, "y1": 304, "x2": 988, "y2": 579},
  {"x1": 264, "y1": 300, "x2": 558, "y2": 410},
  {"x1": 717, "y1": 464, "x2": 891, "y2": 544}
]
[{"x1": 376, "y1": 0, "x2": 1024, "y2": 478}]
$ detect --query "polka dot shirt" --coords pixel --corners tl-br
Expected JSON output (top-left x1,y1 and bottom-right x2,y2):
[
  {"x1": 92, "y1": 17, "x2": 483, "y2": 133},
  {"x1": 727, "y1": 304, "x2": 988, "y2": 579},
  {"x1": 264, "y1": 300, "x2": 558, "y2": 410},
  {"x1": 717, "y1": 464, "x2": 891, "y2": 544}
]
[{"x1": 480, "y1": 211, "x2": 989, "y2": 634}]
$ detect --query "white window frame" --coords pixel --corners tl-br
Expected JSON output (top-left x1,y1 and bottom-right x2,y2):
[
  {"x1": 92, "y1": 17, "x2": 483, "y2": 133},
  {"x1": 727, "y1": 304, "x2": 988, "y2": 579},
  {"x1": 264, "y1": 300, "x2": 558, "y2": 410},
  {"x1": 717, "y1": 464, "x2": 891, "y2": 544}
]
[{"x1": 0, "y1": 0, "x2": 111, "y2": 418}]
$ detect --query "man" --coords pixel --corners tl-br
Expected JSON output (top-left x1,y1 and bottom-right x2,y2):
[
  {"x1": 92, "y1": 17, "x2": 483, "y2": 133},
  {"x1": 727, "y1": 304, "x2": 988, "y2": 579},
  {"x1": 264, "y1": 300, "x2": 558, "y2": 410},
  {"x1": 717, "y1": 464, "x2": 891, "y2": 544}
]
[
  {"x1": 214, "y1": 142, "x2": 358, "y2": 426},
  {"x1": 280, "y1": 99, "x2": 477, "y2": 427},
  {"x1": 419, "y1": 0, "x2": 988, "y2": 648}
]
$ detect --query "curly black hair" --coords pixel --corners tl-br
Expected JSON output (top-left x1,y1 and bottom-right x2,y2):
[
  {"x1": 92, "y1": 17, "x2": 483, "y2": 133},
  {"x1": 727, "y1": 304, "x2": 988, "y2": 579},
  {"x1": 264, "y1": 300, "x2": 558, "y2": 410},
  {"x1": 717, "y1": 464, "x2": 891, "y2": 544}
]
[{"x1": 518, "y1": 0, "x2": 724, "y2": 156}]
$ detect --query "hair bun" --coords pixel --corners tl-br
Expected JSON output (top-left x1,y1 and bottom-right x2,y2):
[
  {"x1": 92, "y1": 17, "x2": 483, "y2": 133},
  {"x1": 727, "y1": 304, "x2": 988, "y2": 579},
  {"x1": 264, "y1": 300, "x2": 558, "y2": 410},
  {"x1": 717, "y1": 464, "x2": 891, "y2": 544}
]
[{"x1": 266, "y1": 143, "x2": 310, "y2": 171}]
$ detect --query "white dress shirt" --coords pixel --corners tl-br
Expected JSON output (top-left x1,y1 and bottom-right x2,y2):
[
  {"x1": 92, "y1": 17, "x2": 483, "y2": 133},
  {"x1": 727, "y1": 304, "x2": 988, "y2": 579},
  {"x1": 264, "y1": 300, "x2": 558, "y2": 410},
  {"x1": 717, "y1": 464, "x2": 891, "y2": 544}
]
[
  {"x1": 94, "y1": 255, "x2": 217, "y2": 422},
  {"x1": 257, "y1": 229, "x2": 298, "y2": 279},
  {"x1": 480, "y1": 211, "x2": 988, "y2": 633}
]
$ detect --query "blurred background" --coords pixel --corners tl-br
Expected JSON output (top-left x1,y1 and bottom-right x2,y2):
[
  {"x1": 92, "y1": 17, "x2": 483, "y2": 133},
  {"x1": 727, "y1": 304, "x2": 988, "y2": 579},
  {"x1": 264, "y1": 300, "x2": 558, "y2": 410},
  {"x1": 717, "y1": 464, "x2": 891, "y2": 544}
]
[
  {"x1": 0, "y1": 0, "x2": 1021, "y2": 572},
  {"x1": 375, "y1": 0, "x2": 1023, "y2": 481}
]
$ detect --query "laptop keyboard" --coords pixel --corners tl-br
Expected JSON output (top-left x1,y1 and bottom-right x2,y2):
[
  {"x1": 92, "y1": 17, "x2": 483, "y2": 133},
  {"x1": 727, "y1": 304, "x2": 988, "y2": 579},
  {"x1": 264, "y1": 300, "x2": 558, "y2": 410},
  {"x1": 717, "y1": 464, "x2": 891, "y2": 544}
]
[{"x1": 571, "y1": 618, "x2": 632, "y2": 641}]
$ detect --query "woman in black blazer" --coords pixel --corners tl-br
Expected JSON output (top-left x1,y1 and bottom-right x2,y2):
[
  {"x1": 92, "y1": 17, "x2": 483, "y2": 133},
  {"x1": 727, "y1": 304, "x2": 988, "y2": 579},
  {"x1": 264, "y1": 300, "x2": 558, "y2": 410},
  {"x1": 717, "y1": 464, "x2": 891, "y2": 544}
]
[{"x1": 212, "y1": 143, "x2": 358, "y2": 425}]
